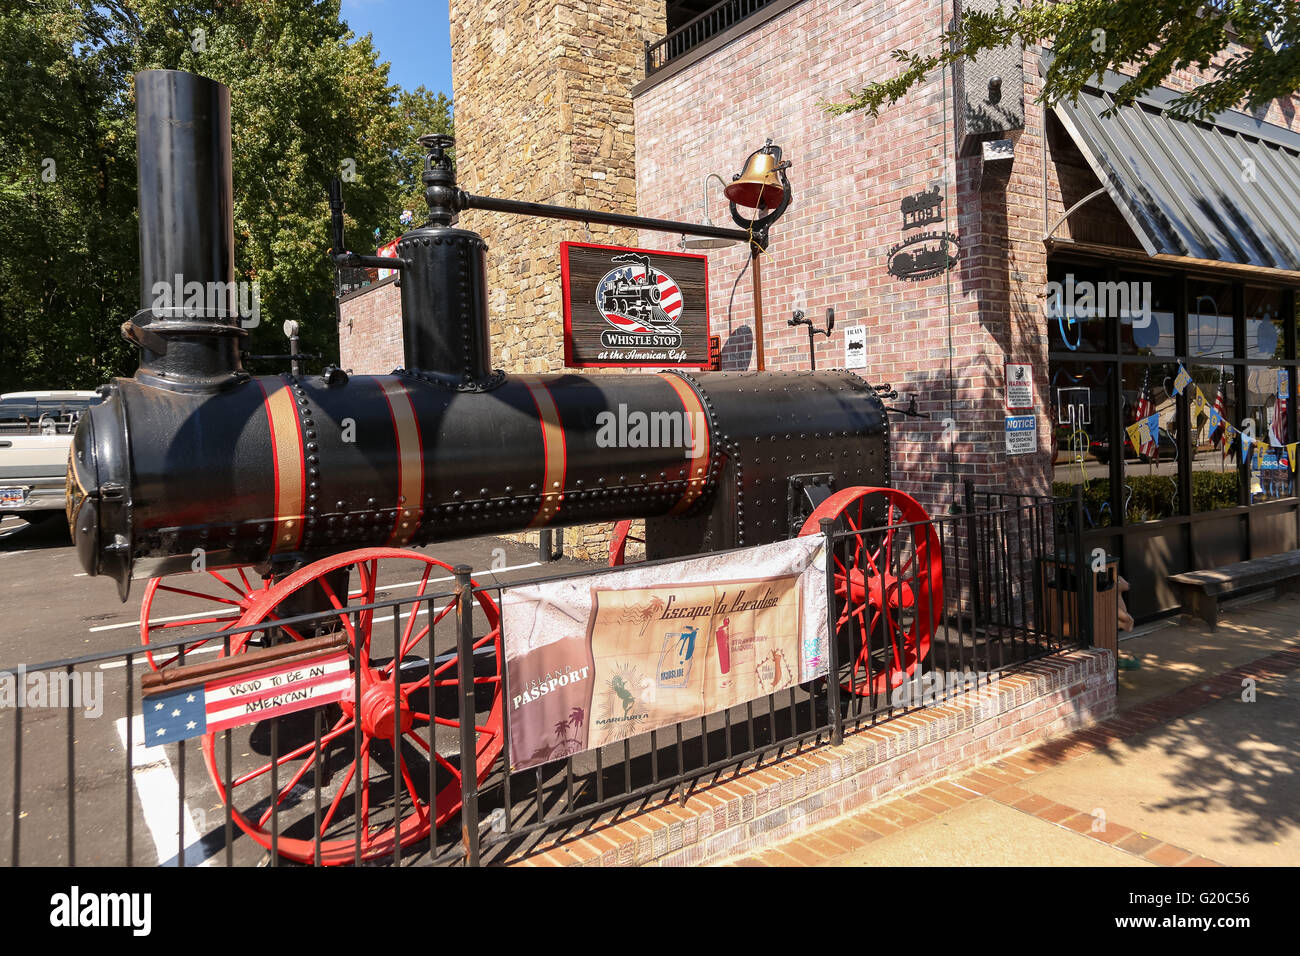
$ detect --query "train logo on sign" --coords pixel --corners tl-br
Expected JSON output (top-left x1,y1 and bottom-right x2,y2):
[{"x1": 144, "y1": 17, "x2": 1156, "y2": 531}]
[{"x1": 596, "y1": 253, "x2": 683, "y2": 341}]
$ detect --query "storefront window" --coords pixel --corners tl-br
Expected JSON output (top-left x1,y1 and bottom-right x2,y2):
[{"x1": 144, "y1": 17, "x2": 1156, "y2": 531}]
[
  {"x1": 1049, "y1": 263, "x2": 1295, "y2": 525},
  {"x1": 1049, "y1": 362, "x2": 1113, "y2": 527},
  {"x1": 1119, "y1": 271, "x2": 1177, "y2": 356},
  {"x1": 1189, "y1": 363, "x2": 1240, "y2": 512},
  {"x1": 1244, "y1": 366, "x2": 1293, "y2": 502},
  {"x1": 1047, "y1": 263, "x2": 1109, "y2": 353},
  {"x1": 1189, "y1": 280, "x2": 1234, "y2": 359},
  {"x1": 1245, "y1": 287, "x2": 1286, "y2": 360},
  {"x1": 1121, "y1": 363, "x2": 1181, "y2": 522}
]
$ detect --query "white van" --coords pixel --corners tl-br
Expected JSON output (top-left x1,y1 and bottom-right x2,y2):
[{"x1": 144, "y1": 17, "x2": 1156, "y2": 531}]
[{"x1": 0, "y1": 391, "x2": 102, "y2": 517}]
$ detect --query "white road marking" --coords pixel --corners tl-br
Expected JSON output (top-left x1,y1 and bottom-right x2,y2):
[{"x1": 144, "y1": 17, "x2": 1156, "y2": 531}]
[
  {"x1": 99, "y1": 603, "x2": 455, "y2": 670},
  {"x1": 0, "y1": 550, "x2": 30, "y2": 559},
  {"x1": 114, "y1": 715, "x2": 216, "y2": 867},
  {"x1": 89, "y1": 560, "x2": 541, "y2": 635}
]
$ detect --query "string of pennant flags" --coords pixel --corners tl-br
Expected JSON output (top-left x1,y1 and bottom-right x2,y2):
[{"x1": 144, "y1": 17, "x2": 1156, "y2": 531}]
[{"x1": 1127, "y1": 364, "x2": 1296, "y2": 472}]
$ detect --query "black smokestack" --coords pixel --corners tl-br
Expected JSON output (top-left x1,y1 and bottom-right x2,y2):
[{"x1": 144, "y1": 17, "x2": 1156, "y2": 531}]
[{"x1": 132, "y1": 69, "x2": 245, "y2": 388}]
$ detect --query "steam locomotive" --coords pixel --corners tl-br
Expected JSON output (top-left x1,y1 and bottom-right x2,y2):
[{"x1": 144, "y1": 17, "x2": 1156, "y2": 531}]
[
  {"x1": 599, "y1": 253, "x2": 674, "y2": 327},
  {"x1": 65, "y1": 70, "x2": 932, "y2": 864}
]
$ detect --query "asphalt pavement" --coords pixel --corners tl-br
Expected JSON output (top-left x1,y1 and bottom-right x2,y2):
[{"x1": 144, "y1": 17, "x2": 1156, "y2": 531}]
[{"x1": 0, "y1": 511, "x2": 603, "y2": 866}]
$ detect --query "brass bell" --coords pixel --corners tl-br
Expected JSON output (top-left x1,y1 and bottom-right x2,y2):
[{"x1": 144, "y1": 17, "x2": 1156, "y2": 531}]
[{"x1": 724, "y1": 146, "x2": 785, "y2": 210}]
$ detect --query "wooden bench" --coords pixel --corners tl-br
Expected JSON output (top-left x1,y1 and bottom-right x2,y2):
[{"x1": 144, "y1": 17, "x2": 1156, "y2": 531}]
[{"x1": 1168, "y1": 550, "x2": 1300, "y2": 628}]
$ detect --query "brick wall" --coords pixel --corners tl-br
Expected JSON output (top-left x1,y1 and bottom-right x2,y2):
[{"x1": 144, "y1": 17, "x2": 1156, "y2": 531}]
[
  {"x1": 633, "y1": 0, "x2": 1300, "y2": 522},
  {"x1": 516, "y1": 646, "x2": 1116, "y2": 865},
  {"x1": 337, "y1": 277, "x2": 403, "y2": 374}
]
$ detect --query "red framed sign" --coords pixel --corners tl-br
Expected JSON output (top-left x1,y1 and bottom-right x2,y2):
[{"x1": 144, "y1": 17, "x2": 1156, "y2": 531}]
[{"x1": 561, "y1": 241, "x2": 710, "y2": 368}]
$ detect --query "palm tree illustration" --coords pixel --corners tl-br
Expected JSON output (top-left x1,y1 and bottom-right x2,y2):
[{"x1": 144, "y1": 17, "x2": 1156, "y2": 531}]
[
  {"x1": 609, "y1": 675, "x2": 635, "y2": 717},
  {"x1": 552, "y1": 706, "x2": 586, "y2": 748}
]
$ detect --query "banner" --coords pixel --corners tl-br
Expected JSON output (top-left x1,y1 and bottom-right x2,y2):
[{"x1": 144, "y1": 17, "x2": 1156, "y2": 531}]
[{"x1": 501, "y1": 537, "x2": 828, "y2": 771}]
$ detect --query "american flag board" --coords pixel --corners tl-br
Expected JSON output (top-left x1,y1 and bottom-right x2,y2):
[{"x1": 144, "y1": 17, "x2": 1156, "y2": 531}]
[{"x1": 142, "y1": 642, "x2": 353, "y2": 744}]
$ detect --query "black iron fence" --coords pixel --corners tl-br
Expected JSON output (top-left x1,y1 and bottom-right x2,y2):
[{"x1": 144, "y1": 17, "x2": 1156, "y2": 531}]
[
  {"x1": 645, "y1": 0, "x2": 787, "y2": 76},
  {"x1": 1, "y1": 494, "x2": 1088, "y2": 867}
]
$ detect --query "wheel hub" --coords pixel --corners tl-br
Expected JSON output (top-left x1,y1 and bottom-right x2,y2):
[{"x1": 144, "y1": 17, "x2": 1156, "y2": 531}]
[{"x1": 356, "y1": 670, "x2": 413, "y2": 739}]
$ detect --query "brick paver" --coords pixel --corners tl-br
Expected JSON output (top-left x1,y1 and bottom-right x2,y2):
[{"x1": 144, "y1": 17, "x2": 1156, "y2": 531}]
[{"x1": 719, "y1": 640, "x2": 1300, "y2": 868}]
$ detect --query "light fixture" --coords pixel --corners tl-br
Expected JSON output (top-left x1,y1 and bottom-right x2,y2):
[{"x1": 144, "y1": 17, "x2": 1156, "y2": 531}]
[{"x1": 681, "y1": 173, "x2": 740, "y2": 250}]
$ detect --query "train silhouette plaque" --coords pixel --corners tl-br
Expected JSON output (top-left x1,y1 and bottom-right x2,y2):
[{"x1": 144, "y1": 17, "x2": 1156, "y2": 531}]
[{"x1": 562, "y1": 241, "x2": 710, "y2": 368}]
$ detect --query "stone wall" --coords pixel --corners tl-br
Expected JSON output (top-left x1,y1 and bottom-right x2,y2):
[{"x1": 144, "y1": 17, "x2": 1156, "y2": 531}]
[{"x1": 449, "y1": 0, "x2": 665, "y2": 372}]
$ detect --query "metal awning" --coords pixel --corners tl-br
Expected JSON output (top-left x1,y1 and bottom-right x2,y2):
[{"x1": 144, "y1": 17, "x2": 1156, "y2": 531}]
[{"x1": 1049, "y1": 66, "x2": 1300, "y2": 272}]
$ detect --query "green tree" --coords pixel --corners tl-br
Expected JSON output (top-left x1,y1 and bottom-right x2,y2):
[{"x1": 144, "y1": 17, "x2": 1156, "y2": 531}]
[
  {"x1": 0, "y1": 2, "x2": 139, "y2": 392},
  {"x1": 0, "y1": 0, "x2": 452, "y2": 390},
  {"x1": 129, "y1": 0, "x2": 404, "y2": 371},
  {"x1": 827, "y1": 0, "x2": 1298, "y2": 120},
  {"x1": 389, "y1": 86, "x2": 454, "y2": 235}
]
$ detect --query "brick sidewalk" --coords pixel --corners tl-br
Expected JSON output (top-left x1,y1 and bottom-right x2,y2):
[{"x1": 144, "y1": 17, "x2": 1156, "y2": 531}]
[{"x1": 722, "y1": 642, "x2": 1300, "y2": 867}]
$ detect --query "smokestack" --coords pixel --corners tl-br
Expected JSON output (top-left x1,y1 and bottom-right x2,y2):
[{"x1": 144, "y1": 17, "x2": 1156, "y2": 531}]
[{"x1": 132, "y1": 70, "x2": 246, "y2": 388}]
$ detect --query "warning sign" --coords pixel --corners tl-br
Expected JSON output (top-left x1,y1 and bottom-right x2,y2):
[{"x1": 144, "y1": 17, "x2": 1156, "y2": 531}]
[
  {"x1": 1005, "y1": 363, "x2": 1033, "y2": 410},
  {"x1": 1005, "y1": 415, "x2": 1037, "y2": 456}
]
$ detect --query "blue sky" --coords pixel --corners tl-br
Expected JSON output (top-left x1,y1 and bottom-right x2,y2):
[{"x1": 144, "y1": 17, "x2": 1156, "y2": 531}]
[{"x1": 340, "y1": 0, "x2": 454, "y2": 98}]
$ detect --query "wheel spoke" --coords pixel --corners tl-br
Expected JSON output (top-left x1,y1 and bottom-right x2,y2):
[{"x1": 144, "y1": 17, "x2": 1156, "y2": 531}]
[
  {"x1": 359, "y1": 746, "x2": 372, "y2": 844},
  {"x1": 258, "y1": 750, "x2": 320, "y2": 828},
  {"x1": 316, "y1": 575, "x2": 360, "y2": 648},
  {"x1": 152, "y1": 615, "x2": 238, "y2": 632},
  {"x1": 262, "y1": 611, "x2": 313, "y2": 645},
  {"x1": 156, "y1": 584, "x2": 244, "y2": 607},
  {"x1": 433, "y1": 751, "x2": 461, "y2": 781},
  {"x1": 320, "y1": 759, "x2": 357, "y2": 839},
  {"x1": 209, "y1": 569, "x2": 252, "y2": 603},
  {"x1": 397, "y1": 752, "x2": 428, "y2": 823},
  {"x1": 229, "y1": 718, "x2": 353, "y2": 790}
]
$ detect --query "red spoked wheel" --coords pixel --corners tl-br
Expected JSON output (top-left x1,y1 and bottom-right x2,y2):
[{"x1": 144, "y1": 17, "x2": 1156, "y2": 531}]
[
  {"x1": 607, "y1": 519, "x2": 645, "y2": 567},
  {"x1": 799, "y1": 487, "x2": 942, "y2": 697},
  {"x1": 199, "y1": 548, "x2": 503, "y2": 865},
  {"x1": 140, "y1": 567, "x2": 275, "y2": 671}
]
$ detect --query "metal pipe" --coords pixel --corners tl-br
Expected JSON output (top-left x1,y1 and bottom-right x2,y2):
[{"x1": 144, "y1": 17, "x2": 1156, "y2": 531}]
[
  {"x1": 460, "y1": 192, "x2": 752, "y2": 244},
  {"x1": 455, "y1": 566, "x2": 482, "y2": 865}
]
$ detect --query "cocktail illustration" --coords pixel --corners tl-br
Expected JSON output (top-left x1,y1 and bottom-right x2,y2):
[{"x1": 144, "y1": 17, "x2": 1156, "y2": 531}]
[{"x1": 656, "y1": 625, "x2": 697, "y2": 688}]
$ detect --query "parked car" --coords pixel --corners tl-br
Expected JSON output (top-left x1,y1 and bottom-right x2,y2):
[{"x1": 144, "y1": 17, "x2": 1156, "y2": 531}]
[
  {"x1": 0, "y1": 391, "x2": 102, "y2": 519},
  {"x1": 1090, "y1": 426, "x2": 1178, "y2": 465}
]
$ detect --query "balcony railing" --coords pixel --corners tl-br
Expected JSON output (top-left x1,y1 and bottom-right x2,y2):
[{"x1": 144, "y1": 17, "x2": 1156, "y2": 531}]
[{"x1": 645, "y1": 0, "x2": 786, "y2": 76}]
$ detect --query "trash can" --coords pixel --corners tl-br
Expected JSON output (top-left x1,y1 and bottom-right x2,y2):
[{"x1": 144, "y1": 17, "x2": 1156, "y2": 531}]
[{"x1": 1037, "y1": 553, "x2": 1119, "y2": 662}]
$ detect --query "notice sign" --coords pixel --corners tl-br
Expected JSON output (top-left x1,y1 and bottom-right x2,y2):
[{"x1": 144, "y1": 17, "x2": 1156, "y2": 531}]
[
  {"x1": 1005, "y1": 363, "x2": 1033, "y2": 410},
  {"x1": 140, "y1": 635, "x2": 353, "y2": 743},
  {"x1": 844, "y1": 326, "x2": 867, "y2": 369},
  {"x1": 501, "y1": 537, "x2": 828, "y2": 771},
  {"x1": 1005, "y1": 415, "x2": 1037, "y2": 456},
  {"x1": 562, "y1": 241, "x2": 710, "y2": 368}
]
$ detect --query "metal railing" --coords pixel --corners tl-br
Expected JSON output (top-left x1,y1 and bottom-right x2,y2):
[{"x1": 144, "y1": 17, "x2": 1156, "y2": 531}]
[
  {"x1": 1, "y1": 493, "x2": 1088, "y2": 867},
  {"x1": 646, "y1": 0, "x2": 787, "y2": 76}
]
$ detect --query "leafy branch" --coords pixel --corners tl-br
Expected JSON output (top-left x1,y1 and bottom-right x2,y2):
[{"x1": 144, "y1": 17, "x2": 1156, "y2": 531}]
[{"x1": 823, "y1": 0, "x2": 1298, "y2": 121}]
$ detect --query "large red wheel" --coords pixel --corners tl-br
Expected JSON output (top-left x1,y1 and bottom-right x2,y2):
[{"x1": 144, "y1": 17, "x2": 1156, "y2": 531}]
[
  {"x1": 799, "y1": 487, "x2": 942, "y2": 697},
  {"x1": 139, "y1": 567, "x2": 275, "y2": 671},
  {"x1": 199, "y1": 548, "x2": 503, "y2": 865}
]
